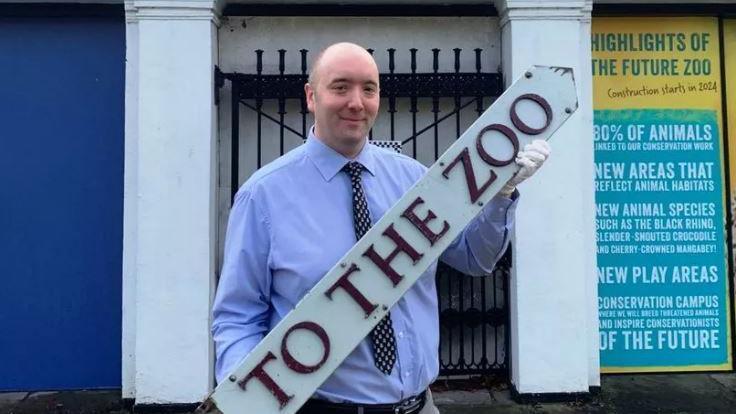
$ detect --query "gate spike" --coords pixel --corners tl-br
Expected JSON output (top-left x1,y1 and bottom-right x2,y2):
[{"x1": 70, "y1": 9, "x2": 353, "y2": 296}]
[
  {"x1": 453, "y1": 48, "x2": 461, "y2": 73},
  {"x1": 432, "y1": 48, "x2": 440, "y2": 73},
  {"x1": 475, "y1": 48, "x2": 482, "y2": 73},
  {"x1": 388, "y1": 48, "x2": 396, "y2": 73},
  {"x1": 256, "y1": 49, "x2": 264, "y2": 74},
  {"x1": 278, "y1": 49, "x2": 286, "y2": 75},
  {"x1": 300, "y1": 49, "x2": 308, "y2": 76},
  {"x1": 410, "y1": 48, "x2": 418, "y2": 74}
]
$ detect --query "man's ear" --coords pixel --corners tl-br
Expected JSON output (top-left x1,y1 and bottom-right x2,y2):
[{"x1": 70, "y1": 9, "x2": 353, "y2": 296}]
[{"x1": 305, "y1": 83, "x2": 316, "y2": 113}]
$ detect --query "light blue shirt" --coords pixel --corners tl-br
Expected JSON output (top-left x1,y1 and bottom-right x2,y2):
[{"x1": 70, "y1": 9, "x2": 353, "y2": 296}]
[{"x1": 212, "y1": 131, "x2": 518, "y2": 404}]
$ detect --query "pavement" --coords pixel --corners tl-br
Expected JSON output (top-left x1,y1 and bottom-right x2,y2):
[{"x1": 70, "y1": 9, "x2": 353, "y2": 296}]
[{"x1": 2, "y1": 373, "x2": 736, "y2": 414}]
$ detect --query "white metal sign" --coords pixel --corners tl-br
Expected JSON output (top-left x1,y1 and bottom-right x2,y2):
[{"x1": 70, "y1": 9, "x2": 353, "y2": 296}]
[{"x1": 198, "y1": 66, "x2": 578, "y2": 414}]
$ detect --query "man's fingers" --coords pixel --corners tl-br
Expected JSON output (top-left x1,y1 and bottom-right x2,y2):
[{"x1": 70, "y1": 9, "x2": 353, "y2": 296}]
[
  {"x1": 511, "y1": 139, "x2": 550, "y2": 185},
  {"x1": 519, "y1": 141, "x2": 549, "y2": 158},
  {"x1": 519, "y1": 150, "x2": 546, "y2": 164},
  {"x1": 516, "y1": 140, "x2": 550, "y2": 167},
  {"x1": 526, "y1": 139, "x2": 551, "y2": 155},
  {"x1": 515, "y1": 156, "x2": 537, "y2": 170}
]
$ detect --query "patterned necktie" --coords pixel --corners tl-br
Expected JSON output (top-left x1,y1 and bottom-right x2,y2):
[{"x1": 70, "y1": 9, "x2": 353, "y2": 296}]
[{"x1": 343, "y1": 161, "x2": 397, "y2": 375}]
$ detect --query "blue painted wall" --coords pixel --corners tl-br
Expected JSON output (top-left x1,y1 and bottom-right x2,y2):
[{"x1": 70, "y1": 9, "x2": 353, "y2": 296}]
[{"x1": 0, "y1": 14, "x2": 125, "y2": 390}]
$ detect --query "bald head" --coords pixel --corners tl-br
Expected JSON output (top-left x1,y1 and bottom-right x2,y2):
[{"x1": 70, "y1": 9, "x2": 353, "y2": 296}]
[
  {"x1": 304, "y1": 41, "x2": 380, "y2": 158},
  {"x1": 308, "y1": 42, "x2": 378, "y2": 88}
]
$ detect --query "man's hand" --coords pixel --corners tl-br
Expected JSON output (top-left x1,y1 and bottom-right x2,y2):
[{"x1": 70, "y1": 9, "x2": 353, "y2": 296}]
[{"x1": 499, "y1": 139, "x2": 551, "y2": 197}]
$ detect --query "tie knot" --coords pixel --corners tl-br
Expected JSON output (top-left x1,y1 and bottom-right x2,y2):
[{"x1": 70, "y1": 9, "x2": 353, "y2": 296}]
[{"x1": 343, "y1": 161, "x2": 365, "y2": 179}]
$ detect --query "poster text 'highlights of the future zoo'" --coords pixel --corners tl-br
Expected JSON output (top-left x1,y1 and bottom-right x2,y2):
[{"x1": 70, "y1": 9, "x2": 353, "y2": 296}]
[{"x1": 592, "y1": 17, "x2": 731, "y2": 372}]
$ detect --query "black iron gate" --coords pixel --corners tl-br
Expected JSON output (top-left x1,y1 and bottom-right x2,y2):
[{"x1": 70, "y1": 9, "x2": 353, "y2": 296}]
[{"x1": 215, "y1": 47, "x2": 510, "y2": 376}]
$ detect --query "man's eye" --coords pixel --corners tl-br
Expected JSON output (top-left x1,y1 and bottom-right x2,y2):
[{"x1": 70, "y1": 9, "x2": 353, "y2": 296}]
[
  {"x1": 332, "y1": 85, "x2": 347, "y2": 92},
  {"x1": 364, "y1": 87, "x2": 377, "y2": 94}
]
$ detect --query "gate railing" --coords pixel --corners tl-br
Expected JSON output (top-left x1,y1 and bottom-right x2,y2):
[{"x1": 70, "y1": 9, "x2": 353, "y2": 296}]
[{"x1": 216, "y1": 47, "x2": 509, "y2": 376}]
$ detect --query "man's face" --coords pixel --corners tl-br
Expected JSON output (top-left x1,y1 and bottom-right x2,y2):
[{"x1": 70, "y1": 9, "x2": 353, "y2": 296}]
[{"x1": 305, "y1": 47, "x2": 380, "y2": 153}]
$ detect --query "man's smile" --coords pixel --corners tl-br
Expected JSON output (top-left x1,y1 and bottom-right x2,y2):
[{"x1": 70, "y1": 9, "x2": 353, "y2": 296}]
[{"x1": 340, "y1": 117, "x2": 366, "y2": 124}]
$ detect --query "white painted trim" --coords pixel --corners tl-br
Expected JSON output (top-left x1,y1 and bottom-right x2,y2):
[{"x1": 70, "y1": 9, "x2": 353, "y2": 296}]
[
  {"x1": 124, "y1": 0, "x2": 220, "y2": 404},
  {"x1": 127, "y1": 0, "x2": 223, "y2": 25},
  {"x1": 496, "y1": 0, "x2": 599, "y2": 395},
  {"x1": 577, "y1": 2, "x2": 600, "y2": 389},
  {"x1": 122, "y1": 2, "x2": 139, "y2": 400},
  {"x1": 125, "y1": 0, "x2": 137, "y2": 23},
  {"x1": 497, "y1": 0, "x2": 592, "y2": 27}
]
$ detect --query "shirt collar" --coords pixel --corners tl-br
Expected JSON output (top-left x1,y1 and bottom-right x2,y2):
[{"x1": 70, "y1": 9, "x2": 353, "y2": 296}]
[{"x1": 305, "y1": 127, "x2": 377, "y2": 181}]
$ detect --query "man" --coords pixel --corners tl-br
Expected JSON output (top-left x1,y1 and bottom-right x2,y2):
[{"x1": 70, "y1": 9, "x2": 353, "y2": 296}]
[{"x1": 212, "y1": 42, "x2": 550, "y2": 414}]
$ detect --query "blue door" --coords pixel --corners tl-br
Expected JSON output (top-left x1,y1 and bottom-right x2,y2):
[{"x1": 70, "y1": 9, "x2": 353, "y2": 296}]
[{"x1": 0, "y1": 11, "x2": 125, "y2": 390}]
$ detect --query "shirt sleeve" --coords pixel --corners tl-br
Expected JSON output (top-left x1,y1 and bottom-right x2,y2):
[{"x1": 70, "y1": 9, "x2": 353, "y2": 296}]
[
  {"x1": 211, "y1": 186, "x2": 273, "y2": 383},
  {"x1": 439, "y1": 190, "x2": 519, "y2": 276}
]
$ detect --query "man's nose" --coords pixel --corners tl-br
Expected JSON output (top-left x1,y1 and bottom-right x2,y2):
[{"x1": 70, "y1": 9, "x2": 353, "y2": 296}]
[{"x1": 346, "y1": 88, "x2": 364, "y2": 110}]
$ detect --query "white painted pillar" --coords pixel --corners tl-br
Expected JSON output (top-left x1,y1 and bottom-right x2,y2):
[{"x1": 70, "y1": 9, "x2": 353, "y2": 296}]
[
  {"x1": 494, "y1": 0, "x2": 599, "y2": 396},
  {"x1": 124, "y1": 0, "x2": 221, "y2": 404},
  {"x1": 122, "y1": 1, "x2": 139, "y2": 402}
]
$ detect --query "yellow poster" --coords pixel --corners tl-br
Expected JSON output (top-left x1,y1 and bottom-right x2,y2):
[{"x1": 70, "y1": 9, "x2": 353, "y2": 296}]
[
  {"x1": 726, "y1": 20, "x2": 736, "y2": 252},
  {"x1": 592, "y1": 17, "x2": 732, "y2": 373}
]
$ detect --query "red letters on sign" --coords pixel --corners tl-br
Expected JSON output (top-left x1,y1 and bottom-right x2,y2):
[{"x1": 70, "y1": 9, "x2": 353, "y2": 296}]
[
  {"x1": 476, "y1": 124, "x2": 519, "y2": 167},
  {"x1": 442, "y1": 147, "x2": 498, "y2": 203},
  {"x1": 510, "y1": 93, "x2": 552, "y2": 135},
  {"x1": 363, "y1": 224, "x2": 424, "y2": 286},
  {"x1": 325, "y1": 263, "x2": 377, "y2": 318},
  {"x1": 442, "y1": 92, "x2": 553, "y2": 203},
  {"x1": 281, "y1": 322, "x2": 331, "y2": 374},
  {"x1": 240, "y1": 322, "x2": 332, "y2": 409},
  {"x1": 401, "y1": 197, "x2": 450, "y2": 246},
  {"x1": 238, "y1": 352, "x2": 293, "y2": 409}
]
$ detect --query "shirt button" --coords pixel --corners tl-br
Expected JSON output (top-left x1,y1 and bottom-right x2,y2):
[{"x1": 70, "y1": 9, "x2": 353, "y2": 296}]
[
  {"x1": 405, "y1": 371, "x2": 411, "y2": 377},
  {"x1": 398, "y1": 331, "x2": 404, "y2": 339}
]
